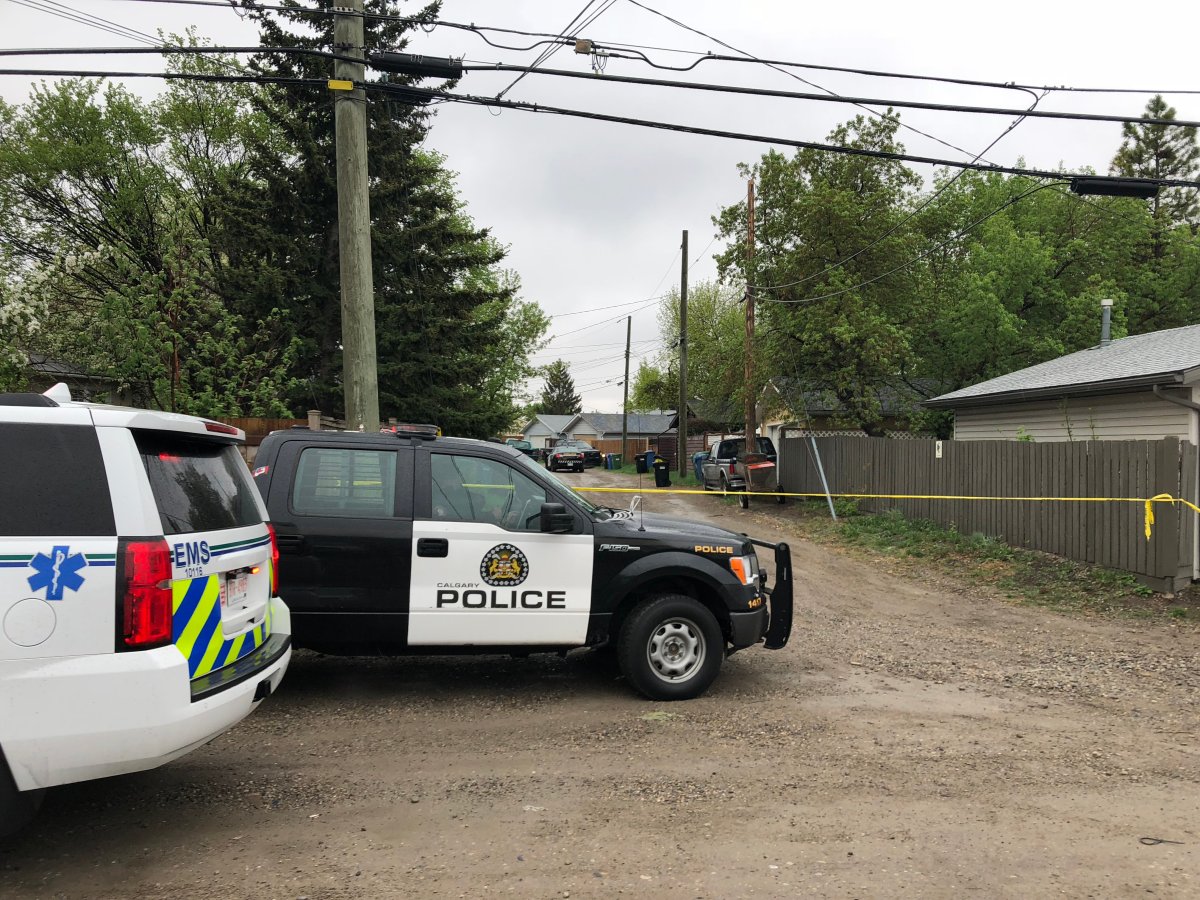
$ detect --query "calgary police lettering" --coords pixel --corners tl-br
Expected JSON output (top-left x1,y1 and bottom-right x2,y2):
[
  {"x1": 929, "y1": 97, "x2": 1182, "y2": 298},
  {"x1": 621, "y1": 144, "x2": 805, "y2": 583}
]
[
  {"x1": 435, "y1": 543, "x2": 565, "y2": 610},
  {"x1": 480, "y1": 543, "x2": 529, "y2": 587}
]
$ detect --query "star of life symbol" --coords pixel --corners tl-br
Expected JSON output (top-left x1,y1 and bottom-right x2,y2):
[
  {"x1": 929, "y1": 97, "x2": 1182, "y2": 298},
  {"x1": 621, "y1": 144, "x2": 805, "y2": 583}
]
[{"x1": 28, "y1": 545, "x2": 87, "y2": 601}]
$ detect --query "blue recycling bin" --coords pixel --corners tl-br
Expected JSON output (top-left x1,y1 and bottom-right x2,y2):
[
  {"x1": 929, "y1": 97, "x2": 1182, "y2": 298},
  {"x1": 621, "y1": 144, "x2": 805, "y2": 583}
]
[{"x1": 644, "y1": 450, "x2": 656, "y2": 473}]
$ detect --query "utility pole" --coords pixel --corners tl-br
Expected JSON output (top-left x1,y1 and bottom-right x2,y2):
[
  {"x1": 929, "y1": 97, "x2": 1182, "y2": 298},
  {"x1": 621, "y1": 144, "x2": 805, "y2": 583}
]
[
  {"x1": 334, "y1": 0, "x2": 379, "y2": 431},
  {"x1": 744, "y1": 178, "x2": 756, "y2": 447},
  {"x1": 621, "y1": 315, "x2": 631, "y2": 466},
  {"x1": 678, "y1": 229, "x2": 689, "y2": 477}
]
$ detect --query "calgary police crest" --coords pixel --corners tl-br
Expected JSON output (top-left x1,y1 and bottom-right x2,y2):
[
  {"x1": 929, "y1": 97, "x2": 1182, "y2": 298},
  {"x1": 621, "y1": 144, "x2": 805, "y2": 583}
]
[{"x1": 481, "y1": 543, "x2": 529, "y2": 587}]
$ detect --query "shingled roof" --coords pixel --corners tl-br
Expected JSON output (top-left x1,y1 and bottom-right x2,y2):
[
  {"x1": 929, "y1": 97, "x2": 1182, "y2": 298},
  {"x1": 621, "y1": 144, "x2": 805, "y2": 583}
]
[
  {"x1": 926, "y1": 324, "x2": 1200, "y2": 409},
  {"x1": 568, "y1": 412, "x2": 677, "y2": 436}
]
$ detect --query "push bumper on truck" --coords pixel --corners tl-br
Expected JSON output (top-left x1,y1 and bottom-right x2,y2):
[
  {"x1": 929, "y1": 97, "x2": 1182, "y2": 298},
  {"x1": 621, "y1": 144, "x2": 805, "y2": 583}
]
[
  {"x1": 0, "y1": 597, "x2": 292, "y2": 795},
  {"x1": 727, "y1": 539, "x2": 793, "y2": 651}
]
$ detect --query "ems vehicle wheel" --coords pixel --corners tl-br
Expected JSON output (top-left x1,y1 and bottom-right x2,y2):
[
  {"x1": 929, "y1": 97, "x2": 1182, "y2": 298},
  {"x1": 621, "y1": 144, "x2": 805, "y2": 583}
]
[
  {"x1": 618, "y1": 594, "x2": 723, "y2": 701},
  {"x1": 0, "y1": 751, "x2": 44, "y2": 838}
]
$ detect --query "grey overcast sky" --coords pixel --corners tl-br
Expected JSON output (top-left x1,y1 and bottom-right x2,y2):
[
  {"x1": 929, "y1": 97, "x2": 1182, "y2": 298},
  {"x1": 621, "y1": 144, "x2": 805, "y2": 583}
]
[{"x1": 2, "y1": 0, "x2": 1199, "y2": 413}]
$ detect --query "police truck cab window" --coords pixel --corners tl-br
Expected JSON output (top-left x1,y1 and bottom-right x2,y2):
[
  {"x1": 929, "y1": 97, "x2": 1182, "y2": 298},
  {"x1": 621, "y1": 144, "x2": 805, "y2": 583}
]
[
  {"x1": 431, "y1": 454, "x2": 545, "y2": 531},
  {"x1": 291, "y1": 447, "x2": 397, "y2": 518}
]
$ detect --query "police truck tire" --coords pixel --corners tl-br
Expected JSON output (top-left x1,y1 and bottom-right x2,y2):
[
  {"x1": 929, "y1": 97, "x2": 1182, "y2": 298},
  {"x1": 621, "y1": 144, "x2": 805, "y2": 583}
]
[{"x1": 617, "y1": 595, "x2": 723, "y2": 701}]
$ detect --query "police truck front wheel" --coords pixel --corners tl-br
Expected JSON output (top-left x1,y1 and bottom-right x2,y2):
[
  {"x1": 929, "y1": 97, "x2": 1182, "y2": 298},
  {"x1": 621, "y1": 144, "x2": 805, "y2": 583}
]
[{"x1": 617, "y1": 595, "x2": 723, "y2": 700}]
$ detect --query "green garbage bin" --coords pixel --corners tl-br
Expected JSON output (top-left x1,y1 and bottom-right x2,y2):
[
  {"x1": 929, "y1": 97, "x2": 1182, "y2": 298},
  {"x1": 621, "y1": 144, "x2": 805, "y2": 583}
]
[{"x1": 611, "y1": 453, "x2": 622, "y2": 469}]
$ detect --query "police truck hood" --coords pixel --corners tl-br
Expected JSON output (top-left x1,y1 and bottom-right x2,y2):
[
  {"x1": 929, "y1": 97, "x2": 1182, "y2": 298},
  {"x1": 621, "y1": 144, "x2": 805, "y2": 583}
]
[{"x1": 594, "y1": 511, "x2": 747, "y2": 545}]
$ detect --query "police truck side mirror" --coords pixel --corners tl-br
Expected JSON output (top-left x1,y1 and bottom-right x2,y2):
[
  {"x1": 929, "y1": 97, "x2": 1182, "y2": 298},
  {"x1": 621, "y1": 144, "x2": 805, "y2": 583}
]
[{"x1": 539, "y1": 502, "x2": 573, "y2": 534}]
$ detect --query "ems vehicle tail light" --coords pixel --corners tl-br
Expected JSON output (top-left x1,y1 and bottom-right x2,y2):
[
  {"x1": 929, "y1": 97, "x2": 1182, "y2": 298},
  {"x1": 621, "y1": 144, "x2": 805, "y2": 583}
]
[
  {"x1": 267, "y1": 523, "x2": 280, "y2": 594},
  {"x1": 122, "y1": 539, "x2": 173, "y2": 649}
]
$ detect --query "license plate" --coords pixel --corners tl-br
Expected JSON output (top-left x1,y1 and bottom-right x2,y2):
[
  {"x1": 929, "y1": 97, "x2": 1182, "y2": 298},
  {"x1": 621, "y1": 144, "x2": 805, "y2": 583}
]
[{"x1": 220, "y1": 573, "x2": 248, "y2": 609}]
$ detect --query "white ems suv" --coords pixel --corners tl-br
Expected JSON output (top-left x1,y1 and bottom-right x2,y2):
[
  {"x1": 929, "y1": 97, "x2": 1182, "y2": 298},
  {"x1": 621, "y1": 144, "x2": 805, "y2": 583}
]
[{"x1": 0, "y1": 384, "x2": 292, "y2": 836}]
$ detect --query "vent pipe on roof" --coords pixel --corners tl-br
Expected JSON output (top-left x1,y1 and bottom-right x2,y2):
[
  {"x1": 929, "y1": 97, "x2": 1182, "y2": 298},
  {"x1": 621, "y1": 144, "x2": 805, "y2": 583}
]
[{"x1": 1100, "y1": 298, "x2": 1113, "y2": 348}]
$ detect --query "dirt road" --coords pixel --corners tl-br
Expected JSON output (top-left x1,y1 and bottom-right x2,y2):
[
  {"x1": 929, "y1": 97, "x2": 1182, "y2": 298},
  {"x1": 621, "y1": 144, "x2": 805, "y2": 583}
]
[{"x1": 2, "y1": 467, "x2": 1197, "y2": 898}]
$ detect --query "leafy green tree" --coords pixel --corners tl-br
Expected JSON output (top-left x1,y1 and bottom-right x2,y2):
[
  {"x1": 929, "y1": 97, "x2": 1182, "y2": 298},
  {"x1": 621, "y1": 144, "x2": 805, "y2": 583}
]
[
  {"x1": 1111, "y1": 95, "x2": 1200, "y2": 228},
  {"x1": 538, "y1": 360, "x2": 581, "y2": 415},
  {"x1": 0, "y1": 62, "x2": 297, "y2": 415},
  {"x1": 630, "y1": 360, "x2": 677, "y2": 412},
  {"x1": 714, "y1": 114, "x2": 924, "y2": 434}
]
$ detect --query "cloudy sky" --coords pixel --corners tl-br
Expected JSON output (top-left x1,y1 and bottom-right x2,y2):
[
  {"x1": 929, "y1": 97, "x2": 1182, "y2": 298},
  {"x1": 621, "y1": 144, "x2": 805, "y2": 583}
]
[{"x1": 3, "y1": 0, "x2": 1199, "y2": 413}]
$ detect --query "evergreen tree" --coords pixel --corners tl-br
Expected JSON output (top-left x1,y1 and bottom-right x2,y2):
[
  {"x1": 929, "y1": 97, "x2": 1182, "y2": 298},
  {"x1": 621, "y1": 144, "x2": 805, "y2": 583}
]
[
  {"x1": 538, "y1": 360, "x2": 581, "y2": 415},
  {"x1": 1111, "y1": 95, "x2": 1200, "y2": 227},
  {"x1": 240, "y1": 0, "x2": 542, "y2": 436}
]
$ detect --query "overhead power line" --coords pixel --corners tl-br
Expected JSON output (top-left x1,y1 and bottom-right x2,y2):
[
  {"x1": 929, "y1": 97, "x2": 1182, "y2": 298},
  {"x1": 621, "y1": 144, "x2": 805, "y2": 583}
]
[
  {"x1": 367, "y1": 83, "x2": 1200, "y2": 189},
  {"x1": 753, "y1": 91, "x2": 1048, "y2": 293},
  {"x1": 107, "y1": 0, "x2": 1200, "y2": 97},
  {"x1": 456, "y1": 63, "x2": 1200, "y2": 129},
  {"x1": 8, "y1": 0, "x2": 161, "y2": 44},
  {"x1": 11, "y1": 48, "x2": 1196, "y2": 128},
  {"x1": 1, "y1": 61, "x2": 1192, "y2": 190}
]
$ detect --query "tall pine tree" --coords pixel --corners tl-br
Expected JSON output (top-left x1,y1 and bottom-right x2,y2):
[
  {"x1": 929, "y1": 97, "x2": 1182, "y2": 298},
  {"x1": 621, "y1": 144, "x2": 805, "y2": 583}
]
[
  {"x1": 538, "y1": 360, "x2": 581, "y2": 415},
  {"x1": 1111, "y1": 95, "x2": 1200, "y2": 228},
  {"x1": 232, "y1": 0, "x2": 540, "y2": 436}
]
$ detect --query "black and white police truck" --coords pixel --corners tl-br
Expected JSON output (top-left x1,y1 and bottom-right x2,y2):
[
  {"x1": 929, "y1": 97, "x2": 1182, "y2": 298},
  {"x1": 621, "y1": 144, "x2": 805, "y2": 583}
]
[
  {"x1": 1, "y1": 385, "x2": 291, "y2": 836},
  {"x1": 251, "y1": 424, "x2": 792, "y2": 701}
]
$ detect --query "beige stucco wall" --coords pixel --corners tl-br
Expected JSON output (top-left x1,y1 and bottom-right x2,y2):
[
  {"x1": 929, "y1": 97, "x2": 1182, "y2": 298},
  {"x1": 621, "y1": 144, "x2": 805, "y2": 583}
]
[{"x1": 952, "y1": 390, "x2": 1196, "y2": 443}]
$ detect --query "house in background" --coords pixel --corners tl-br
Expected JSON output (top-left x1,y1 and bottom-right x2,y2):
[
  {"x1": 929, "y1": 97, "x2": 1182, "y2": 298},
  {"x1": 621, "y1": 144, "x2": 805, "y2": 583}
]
[
  {"x1": 562, "y1": 411, "x2": 677, "y2": 444},
  {"x1": 520, "y1": 413, "x2": 576, "y2": 451},
  {"x1": 759, "y1": 376, "x2": 936, "y2": 446},
  {"x1": 24, "y1": 354, "x2": 128, "y2": 404},
  {"x1": 924, "y1": 324, "x2": 1200, "y2": 444}
]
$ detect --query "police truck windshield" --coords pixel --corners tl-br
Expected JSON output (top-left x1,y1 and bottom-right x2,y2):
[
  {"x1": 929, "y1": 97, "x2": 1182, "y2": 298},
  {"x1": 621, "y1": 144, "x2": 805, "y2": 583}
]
[{"x1": 511, "y1": 450, "x2": 604, "y2": 516}]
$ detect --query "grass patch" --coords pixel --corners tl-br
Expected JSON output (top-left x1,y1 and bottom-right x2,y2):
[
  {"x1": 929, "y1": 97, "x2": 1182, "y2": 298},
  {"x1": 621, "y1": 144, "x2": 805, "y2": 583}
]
[
  {"x1": 610, "y1": 462, "x2": 703, "y2": 488},
  {"x1": 775, "y1": 502, "x2": 1194, "y2": 620}
]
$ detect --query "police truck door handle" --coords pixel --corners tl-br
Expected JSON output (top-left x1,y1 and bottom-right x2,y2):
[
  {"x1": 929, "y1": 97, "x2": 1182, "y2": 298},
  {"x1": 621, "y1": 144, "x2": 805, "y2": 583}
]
[{"x1": 417, "y1": 538, "x2": 449, "y2": 558}]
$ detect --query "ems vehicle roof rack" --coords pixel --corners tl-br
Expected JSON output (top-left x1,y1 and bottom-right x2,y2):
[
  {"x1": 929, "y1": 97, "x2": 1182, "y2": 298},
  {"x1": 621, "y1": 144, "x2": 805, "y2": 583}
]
[{"x1": 382, "y1": 423, "x2": 440, "y2": 439}]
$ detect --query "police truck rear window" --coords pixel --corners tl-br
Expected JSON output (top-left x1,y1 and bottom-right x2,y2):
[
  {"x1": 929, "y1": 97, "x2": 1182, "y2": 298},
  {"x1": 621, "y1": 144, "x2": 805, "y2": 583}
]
[{"x1": 135, "y1": 433, "x2": 262, "y2": 535}]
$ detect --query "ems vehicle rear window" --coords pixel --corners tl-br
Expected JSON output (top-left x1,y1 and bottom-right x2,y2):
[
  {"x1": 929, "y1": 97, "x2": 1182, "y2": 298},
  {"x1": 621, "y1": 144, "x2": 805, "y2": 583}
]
[
  {"x1": 0, "y1": 423, "x2": 115, "y2": 536},
  {"x1": 135, "y1": 432, "x2": 262, "y2": 535}
]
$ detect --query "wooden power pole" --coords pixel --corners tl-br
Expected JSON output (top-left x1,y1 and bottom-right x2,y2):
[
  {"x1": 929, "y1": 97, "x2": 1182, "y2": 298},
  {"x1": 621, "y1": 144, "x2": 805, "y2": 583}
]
[
  {"x1": 744, "y1": 178, "x2": 756, "y2": 446},
  {"x1": 621, "y1": 315, "x2": 631, "y2": 466},
  {"x1": 334, "y1": 0, "x2": 380, "y2": 431},
  {"x1": 678, "y1": 229, "x2": 689, "y2": 477}
]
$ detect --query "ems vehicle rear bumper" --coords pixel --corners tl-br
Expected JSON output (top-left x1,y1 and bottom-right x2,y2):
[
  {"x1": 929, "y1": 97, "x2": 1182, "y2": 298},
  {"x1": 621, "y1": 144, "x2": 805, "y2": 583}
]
[{"x1": 0, "y1": 597, "x2": 292, "y2": 792}]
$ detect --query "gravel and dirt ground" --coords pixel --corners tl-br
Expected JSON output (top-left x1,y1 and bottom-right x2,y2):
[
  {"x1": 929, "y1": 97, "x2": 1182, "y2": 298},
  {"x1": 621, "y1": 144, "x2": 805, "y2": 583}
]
[{"x1": 2, "y1": 467, "x2": 1198, "y2": 898}]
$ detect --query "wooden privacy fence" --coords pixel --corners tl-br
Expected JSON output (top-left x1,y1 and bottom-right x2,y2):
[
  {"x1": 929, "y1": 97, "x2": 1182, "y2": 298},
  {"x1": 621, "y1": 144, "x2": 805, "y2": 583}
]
[
  {"x1": 778, "y1": 436, "x2": 1197, "y2": 592},
  {"x1": 592, "y1": 438, "x2": 649, "y2": 458}
]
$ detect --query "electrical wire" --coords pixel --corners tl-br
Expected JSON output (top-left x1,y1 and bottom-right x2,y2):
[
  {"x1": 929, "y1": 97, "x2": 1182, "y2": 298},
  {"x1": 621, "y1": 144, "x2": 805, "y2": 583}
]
[
  {"x1": 367, "y1": 83, "x2": 1200, "y2": 189},
  {"x1": 0, "y1": 45, "x2": 365, "y2": 64},
  {"x1": 494, "y1": 0, "x2": 610, "y2": 101},
  {"x1": 456, "y1": 63, "x2": 1200, "y2": 129},
  {"x1": 8, "y1": 0, "x2": 161, "y2": 44},
  {"x1": 10, "y1": 47, "x2": 1194, "y2": 128},
  {"x1": 752, "y1": 90, "x2": 1049, "y2": 293},
  {"x1": 548, "y1": 295, "x2": 669, "y2": 318},
  {"x1": 100, "y1": 1, "x2": 1200, "y2": 97},
  {"x1": 621, "y1": 0, "x2": 1000, "y2": 165}
]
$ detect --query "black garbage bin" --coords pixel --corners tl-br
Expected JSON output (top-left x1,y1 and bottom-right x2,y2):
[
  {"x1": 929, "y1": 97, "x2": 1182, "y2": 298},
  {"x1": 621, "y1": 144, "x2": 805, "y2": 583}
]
[
  {"x1": 652, "y1": 459, "x2": 671, "y2": 488},
  {"x1": 635, "y1": 453, "x2": 649, "y2": 474}
]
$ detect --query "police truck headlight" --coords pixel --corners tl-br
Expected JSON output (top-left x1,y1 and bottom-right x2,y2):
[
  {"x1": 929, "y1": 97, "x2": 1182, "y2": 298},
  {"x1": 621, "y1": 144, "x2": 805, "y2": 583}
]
[{"x1": 728, "y1": 554, "x2": 757, "y2": 586}]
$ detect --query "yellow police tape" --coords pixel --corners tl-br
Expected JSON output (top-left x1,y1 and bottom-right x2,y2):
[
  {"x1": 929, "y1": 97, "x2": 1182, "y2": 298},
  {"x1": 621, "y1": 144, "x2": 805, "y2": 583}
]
[{"x1": 573, "y1": 486, "x2": 1200, "y2": 541}]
